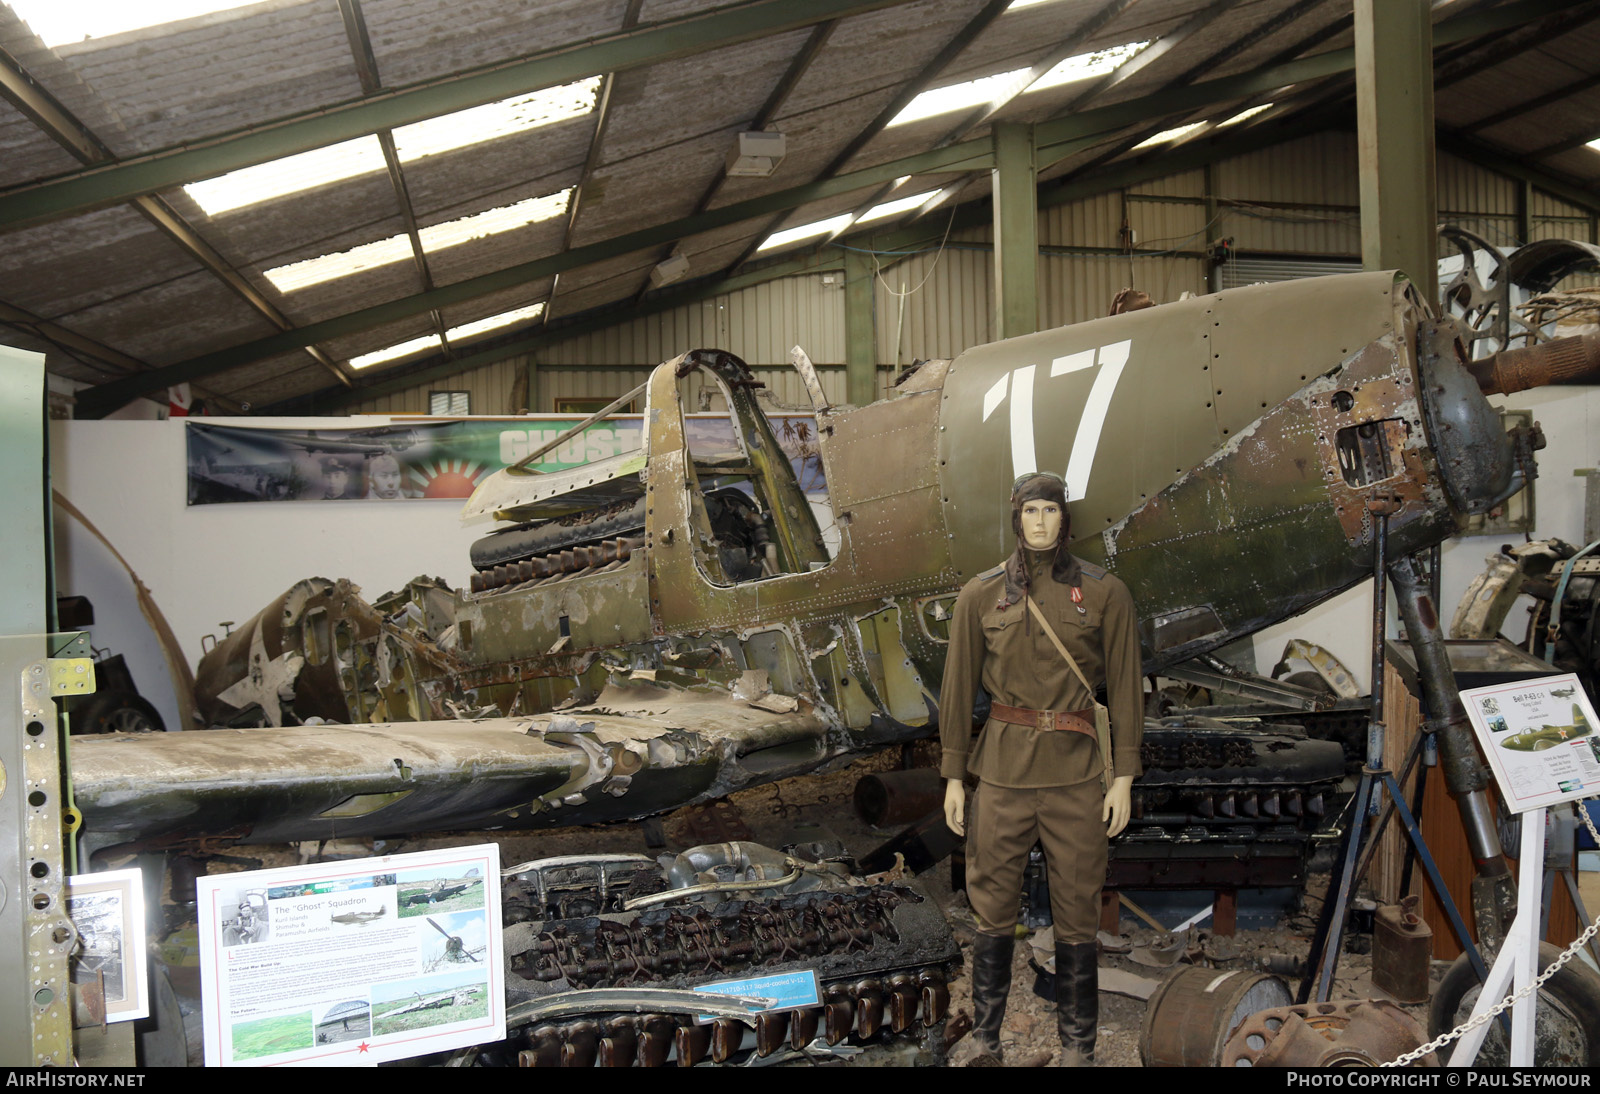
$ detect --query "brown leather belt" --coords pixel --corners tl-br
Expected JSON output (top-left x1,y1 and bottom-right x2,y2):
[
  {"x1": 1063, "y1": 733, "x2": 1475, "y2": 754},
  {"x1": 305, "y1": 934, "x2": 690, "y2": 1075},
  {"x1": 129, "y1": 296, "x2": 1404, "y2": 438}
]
[{"x1": 991, "y1": 703, "x2": 1096, "y2": 737}]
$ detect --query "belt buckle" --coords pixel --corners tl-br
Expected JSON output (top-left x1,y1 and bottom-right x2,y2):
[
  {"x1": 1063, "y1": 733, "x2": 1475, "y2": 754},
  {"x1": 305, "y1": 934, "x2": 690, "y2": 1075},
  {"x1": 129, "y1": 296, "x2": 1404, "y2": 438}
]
[{"x1": 1036, "y1": 709, "x2": 1054, "y2": 731}]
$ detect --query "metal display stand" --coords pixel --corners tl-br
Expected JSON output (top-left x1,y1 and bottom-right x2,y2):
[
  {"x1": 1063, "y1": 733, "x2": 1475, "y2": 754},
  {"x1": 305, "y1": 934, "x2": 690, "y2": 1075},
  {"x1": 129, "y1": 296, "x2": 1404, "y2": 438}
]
[
  {"x1": 1298, "y1": 506, "x2": 1490, "y2": 1004},
  {"x1": 1447, "y1": 805, "x2": 1546, "y2": 1067}
]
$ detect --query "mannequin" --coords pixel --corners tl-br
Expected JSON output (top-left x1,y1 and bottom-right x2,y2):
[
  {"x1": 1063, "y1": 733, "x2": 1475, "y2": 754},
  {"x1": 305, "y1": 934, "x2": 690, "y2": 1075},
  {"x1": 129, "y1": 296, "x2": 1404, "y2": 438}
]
[{"x1": 939, "y1": 473, "x2": 1143, "y2": 1066}]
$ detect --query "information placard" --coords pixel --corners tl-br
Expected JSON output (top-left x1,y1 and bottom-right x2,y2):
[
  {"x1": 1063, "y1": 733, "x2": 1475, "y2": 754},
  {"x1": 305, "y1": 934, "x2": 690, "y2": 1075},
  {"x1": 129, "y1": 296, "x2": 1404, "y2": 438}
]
[
  {"x1": 197, "y1": 843, "x2": 503, "y2": 1066},
  {"x1": 1461, "y1": 672, "x2": 1600, "y2": 814}
]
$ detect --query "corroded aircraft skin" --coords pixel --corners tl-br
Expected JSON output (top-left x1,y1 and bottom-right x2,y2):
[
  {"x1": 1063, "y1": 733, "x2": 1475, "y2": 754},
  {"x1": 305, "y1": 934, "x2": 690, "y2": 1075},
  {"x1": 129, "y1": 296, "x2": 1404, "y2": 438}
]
[{"x1": 69, "y1": 270, "x2": 1586, "y2": 856}]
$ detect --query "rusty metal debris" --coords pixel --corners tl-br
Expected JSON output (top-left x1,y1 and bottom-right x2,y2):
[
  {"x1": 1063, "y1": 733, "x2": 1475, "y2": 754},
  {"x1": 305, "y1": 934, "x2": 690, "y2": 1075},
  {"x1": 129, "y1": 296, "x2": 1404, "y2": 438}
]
[
  {"x1": 458, "y1": 843, "x2": 960, "y2": 1066},
  {"x1": 1139, "y1": 964, "x2": 1293, "y2": 1067},
  {"x1": 674, "y1": 800, "x2": 754, "y2": 844},
  {"x1": 1220, "y1": 999, "x2": 1437, "y2": 1067}
]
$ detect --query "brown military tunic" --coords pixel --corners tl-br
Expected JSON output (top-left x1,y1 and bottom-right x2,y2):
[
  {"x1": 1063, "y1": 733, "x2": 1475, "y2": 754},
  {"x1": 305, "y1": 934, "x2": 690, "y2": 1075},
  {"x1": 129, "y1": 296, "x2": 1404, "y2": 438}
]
[{"x1": 939, "y1": 550, "x2": 1144, "y2": 939}]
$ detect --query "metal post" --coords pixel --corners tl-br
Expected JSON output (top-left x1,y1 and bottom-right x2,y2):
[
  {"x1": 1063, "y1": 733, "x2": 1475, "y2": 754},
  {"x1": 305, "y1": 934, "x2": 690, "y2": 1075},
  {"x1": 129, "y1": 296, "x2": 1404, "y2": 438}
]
[
  {"x1": 990, "y1": 122, "x2": 1038, "y2": 340},
  {"x1": 1367, "y1": 509, "x2": 1389, "y2": 780},
  {"x1": 843, "y1": 246, "x2": 877, "y2": 406},
  {"x1": 0, "y1": 345, "x2": 74, "y2": 1064},
  {"x1": 1517, "y1": 178, "x2": 1534, "y2": 247},
  {"x1": 1354, "y1": 0, "x2": 1438, "y2": 302},
  {"x1": 1203, "y1": 162, "x2": 1221, "y2": 295},
  {"x1": 1388, "y1": 553, "x2": 1515, "y2": 947}
]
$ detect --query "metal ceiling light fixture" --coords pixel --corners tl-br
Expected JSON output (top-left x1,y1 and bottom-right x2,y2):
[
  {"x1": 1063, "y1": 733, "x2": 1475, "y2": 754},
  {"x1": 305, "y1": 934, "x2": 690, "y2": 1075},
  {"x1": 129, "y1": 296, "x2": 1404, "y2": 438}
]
[
  {"x1": 726, "y1": 131, "x2": 786, "y2": 177},
  {"x1": 649, "y1": 252, "x2": 692, "y2": 288}
]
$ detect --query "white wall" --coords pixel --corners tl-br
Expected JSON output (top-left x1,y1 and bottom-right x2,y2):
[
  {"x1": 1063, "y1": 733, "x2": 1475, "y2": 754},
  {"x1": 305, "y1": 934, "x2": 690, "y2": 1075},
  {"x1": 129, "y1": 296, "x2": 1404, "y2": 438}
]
[{"x1": 51, "y1": 416, "x2": 485, "y2": 731}]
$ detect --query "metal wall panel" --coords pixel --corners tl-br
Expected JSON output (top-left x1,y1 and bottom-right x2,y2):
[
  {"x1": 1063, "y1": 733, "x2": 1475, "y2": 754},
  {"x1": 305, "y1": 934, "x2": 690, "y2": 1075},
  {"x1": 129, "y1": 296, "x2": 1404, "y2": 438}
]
[
  {"x1": 1219, "y1": 256, "x2": 1362, "y2": 289},
  {"x1": 536, "y1": 274, "x2": 845, "y2": 368},
  {"x1": 874, "y1": 225, "x2": 993, "y2": 366},
  {"x1": 1530, "y1": 190, "x2": 1594, "y2": 244},
  {"x1": 1040, "y1": 191, "x2": 1125, "y2": 251}
]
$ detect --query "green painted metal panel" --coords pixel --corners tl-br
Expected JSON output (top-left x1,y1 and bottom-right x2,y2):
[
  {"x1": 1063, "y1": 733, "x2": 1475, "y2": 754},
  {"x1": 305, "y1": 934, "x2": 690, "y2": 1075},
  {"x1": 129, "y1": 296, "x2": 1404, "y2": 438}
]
[
  {"x1": 1355, "y1": 0, "x2": 1437, "y2": 301},
  {"x1": 991, "y1": 123, "x2": 1038, "y2": 340},
  {"x1": 0, "y1": 346, "x2": 44, "y2": 635},
  {"x1": 843, "y1": 248, "x2": 876, "y2": 406}
]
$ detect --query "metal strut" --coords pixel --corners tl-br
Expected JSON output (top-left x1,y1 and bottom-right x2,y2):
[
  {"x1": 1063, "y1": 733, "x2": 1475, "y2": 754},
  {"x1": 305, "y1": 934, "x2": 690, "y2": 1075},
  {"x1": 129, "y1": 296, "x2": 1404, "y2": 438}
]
[{"x1": 1299, "y1": 505, "x2": 1494, "y2": 1004}]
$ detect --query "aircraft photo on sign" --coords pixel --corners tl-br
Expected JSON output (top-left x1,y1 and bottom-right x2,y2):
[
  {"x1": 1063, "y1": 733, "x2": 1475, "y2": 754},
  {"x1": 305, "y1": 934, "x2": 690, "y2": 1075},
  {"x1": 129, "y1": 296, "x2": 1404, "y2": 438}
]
[{"x1": 1462, "y1": 673, "x2": 1600, "y2": 814}]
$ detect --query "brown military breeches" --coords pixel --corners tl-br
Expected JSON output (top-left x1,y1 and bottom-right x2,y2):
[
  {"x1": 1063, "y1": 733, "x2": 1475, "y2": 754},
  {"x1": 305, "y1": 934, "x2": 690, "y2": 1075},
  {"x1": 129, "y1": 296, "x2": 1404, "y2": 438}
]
[{"x1": 966, "y1": 778, "x2": 1106, "y2": 943}]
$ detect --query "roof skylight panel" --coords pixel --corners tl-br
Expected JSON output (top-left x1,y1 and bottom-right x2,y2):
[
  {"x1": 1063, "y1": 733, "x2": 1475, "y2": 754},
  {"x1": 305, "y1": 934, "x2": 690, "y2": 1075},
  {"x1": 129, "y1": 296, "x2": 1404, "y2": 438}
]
[
  {"x1": 349, "y1": 332, "x2": 442, "y2": 370},
  {"x1": 888, "y1": 41, "x2": 1150, "y2": 127},
  {"x1": 186, "y1": 137, "x2": 388, "y2": 216},
  {"x1": 264, "y1": 235, "x2": 414, "y2": 294},
  {"x1": 348, "y1": 301, "x2": 548, "y2": 370},
  {"x1": 1028, "y1": 41, "x2": 1147, "y2": 92},
  {"x1": 890, "y1": 70, "x2": 1031, "y2": 127},
  {"x1": 1129, "y1": 105, "x2": 1274, "y2": 153},
  {"x1": 392, "y1": 79, "x2": 602, "y2": 160},
  {"x1": 1219, "y1": 103, "x2": 1273, "y2": 127},
  {"x1": 1132, "y1": 121, "x2": 1207, "y2": 149},
  {"x1": 856, "y1": 190, "x2": 939, "y2": 224},
  {"x1": 184, "y1": 78, "x2": 601, "y2": 215},
  {"x1": 9, "y1": 0, "x2": 265, "y2": 47},
  {"x1": 262, "y1": 188, "x2": 573, "y2": 293},
  {"x1": 447, "y1": 302, "x2": 546, "y2": 341},
  {"x1": 755, "y1": 213, "x2": 856, "y2": 253},
  {"x1": 417, "y1": 190, "x2": 573, "y2": 251}
]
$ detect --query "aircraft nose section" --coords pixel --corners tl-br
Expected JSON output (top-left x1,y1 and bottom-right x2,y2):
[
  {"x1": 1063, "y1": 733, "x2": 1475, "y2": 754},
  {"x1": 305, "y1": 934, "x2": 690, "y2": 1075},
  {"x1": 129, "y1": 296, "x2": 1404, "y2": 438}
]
[{"x1": 1416, "y1": 322, "x2": 1517, "y2": 516}]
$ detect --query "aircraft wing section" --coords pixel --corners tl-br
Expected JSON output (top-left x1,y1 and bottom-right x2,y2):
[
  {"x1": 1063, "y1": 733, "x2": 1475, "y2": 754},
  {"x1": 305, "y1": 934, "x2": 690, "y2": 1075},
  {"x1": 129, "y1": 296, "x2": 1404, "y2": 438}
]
[{"x1": 70, "y1": 683, "x2": 831, "y2": 854}]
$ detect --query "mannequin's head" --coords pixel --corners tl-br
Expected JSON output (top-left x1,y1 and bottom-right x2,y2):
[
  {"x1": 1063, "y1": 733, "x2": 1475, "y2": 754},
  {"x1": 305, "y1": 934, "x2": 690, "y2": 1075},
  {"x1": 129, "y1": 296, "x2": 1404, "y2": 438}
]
[{"x1": 1010, "y1": 473, "x2": 1069, "y2": 550}]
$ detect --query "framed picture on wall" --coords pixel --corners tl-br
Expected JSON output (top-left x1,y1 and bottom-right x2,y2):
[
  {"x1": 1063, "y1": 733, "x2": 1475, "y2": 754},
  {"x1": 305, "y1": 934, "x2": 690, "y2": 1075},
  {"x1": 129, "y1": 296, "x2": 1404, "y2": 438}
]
[
  {"x1": 67, "y1": 868, "x2": 149, "y2": 1024},
  {"x1": 554, "y1": 396, "x2": 636, "y2": 414}
]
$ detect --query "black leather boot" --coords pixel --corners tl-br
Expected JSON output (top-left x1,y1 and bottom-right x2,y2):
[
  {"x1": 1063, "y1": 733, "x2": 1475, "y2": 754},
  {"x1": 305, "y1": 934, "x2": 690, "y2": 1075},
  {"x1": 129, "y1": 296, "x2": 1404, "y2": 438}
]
[
  {"x1": 1055, "y1": 940, "x2": 1098, "y2": 1066},
  {"x1": 966, "y1": 931, "x2": 1014, "y2": 1066}
]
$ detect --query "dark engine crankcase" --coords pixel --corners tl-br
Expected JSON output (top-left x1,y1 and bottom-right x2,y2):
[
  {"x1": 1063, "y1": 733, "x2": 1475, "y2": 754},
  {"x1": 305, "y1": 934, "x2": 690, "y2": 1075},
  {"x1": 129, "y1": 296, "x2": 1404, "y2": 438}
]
[
  {"x1": 1023, "y1": 719, "x2": 1347, "y2": 924},
  {"x1": 467, "y1": 843, "x2": 962, "y2": 1067}
]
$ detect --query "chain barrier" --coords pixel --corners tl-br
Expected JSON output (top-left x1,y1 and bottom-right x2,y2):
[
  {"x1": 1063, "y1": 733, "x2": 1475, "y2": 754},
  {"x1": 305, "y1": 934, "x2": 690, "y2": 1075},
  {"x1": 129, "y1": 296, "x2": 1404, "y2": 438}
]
[{"x1": 1380, "y1": 801, "x2": 1600, "y2": 1067}]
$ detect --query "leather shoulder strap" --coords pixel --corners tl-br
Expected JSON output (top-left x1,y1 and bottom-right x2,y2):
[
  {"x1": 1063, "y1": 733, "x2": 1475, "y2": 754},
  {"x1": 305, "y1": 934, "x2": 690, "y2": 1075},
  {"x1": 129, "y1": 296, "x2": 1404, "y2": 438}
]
[{"x1": 1025, "y1": 594, "x2": 1094, "y2": 694}]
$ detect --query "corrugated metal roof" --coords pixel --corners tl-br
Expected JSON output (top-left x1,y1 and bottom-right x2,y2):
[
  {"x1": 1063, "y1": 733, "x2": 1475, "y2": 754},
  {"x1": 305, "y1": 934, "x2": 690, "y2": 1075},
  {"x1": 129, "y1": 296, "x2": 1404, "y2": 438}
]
[{"x1": 0, "y1": 0, "x2": 1597, "y2": 414}]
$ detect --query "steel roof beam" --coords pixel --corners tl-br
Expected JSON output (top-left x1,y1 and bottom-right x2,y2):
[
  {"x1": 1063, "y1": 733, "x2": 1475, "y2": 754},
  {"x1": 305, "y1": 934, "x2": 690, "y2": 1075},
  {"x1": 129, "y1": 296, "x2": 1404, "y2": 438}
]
[
  {"x1": 722, "y1": 0, "x2": 1014, "y2": 274},
  {"x1": 937, "y1": 0, "x2": 1138, "y2": 146},
  {"x1": 1433, "y1": 0, "x2": 1600, "y2": 90},
  {"x1": 0, "y1": 0, "x2": 922, "y2": 232},
  {"x1": 1463, "y1": 71, "x2": 1600, "y2": 134},
  {"x1": 894, "y1": 0, "x2": 1242, "y2": 236},
  {"x1": 336, "y1": 0, "x2": 450, "y2": 359},
  {"x1": 1052, "y1": 0, "x2": 1328, "y2": 181},
  {"x1": 0, "y1": 299, "x2": 244, "y2": 410},
  {"x1": 547, "y1": 0, "x2": 645, "y2": 322},
  {"x1": 625, "y1": 3, "x2": 824, "y2": 305},
  {"x1": 818, "y1": 0, "x2": 1136, "y2": 246},
  {"x1": 1034, "y1": 0, "x2": 1574, "y2": 168},
  {"x1": 1059, "y1": 0, "x2": 1242, "y2": 115}
]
